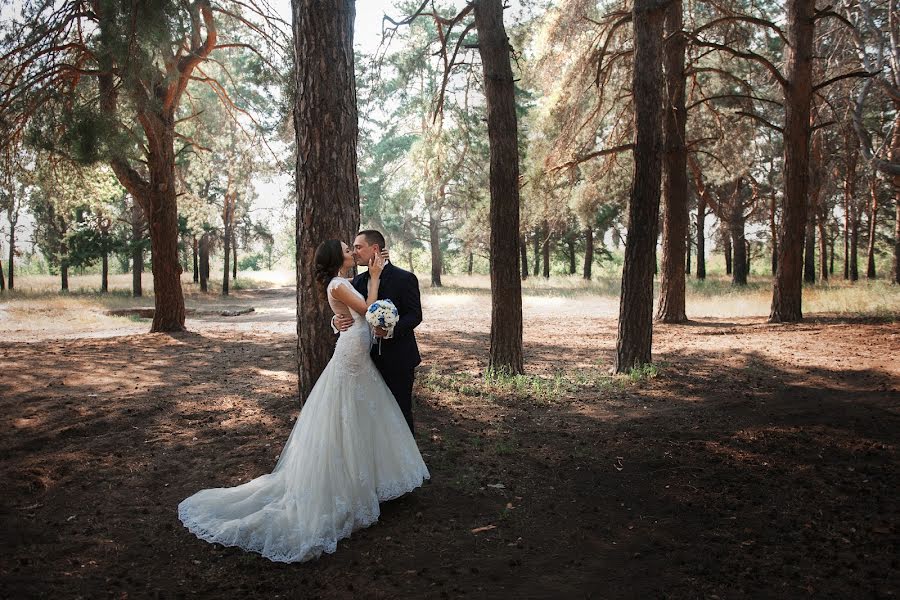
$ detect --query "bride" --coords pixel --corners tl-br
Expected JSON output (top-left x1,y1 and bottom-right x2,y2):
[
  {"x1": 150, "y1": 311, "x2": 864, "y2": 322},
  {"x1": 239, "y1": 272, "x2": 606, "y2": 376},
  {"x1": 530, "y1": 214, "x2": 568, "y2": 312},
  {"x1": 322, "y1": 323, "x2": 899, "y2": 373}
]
[{"x1": 178, "y1": 240, "x2": 430, "y2": 563}]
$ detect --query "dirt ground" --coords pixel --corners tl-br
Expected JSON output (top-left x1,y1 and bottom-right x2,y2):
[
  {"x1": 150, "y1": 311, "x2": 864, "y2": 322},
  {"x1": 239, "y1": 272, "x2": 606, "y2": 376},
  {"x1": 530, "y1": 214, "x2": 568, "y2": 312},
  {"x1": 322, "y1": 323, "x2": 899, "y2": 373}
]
[{"x1": 1, "y1": 287, "x2": 898, "y2": 599}]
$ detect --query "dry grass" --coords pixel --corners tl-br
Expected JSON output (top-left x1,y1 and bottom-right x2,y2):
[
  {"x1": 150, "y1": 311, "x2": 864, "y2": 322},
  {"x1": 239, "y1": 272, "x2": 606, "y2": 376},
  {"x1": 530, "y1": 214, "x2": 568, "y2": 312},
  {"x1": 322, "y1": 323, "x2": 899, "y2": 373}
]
[{"x1": 1, "y1": 271, "x2": 896, "y2": 340}]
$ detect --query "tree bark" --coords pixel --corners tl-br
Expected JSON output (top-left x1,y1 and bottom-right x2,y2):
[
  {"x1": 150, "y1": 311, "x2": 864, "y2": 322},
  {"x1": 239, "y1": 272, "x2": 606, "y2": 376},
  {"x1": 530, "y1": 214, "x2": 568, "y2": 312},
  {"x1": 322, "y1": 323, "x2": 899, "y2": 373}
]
[
  {"x1": 804, "y1": 212, "x2": 816, "y2": 284},
  {"x1": 894, "y1": 185, "x2": 900, "y2": 284},
  {"x1": 722, "y1": 220, "x2": 732, "y2": 275},
  {"x1": 770, "y1": 0, "x2": 814, "y2": 322},
  {"x1": 101, "y1": 244, "x2": 109, "y2": 293},
  {"x1": 223, "y1": 204, "x2": 232, "y2": 297},
  {"x1": 770, "y1": 192, "x2": 779, "y2": 276},
  {"x1": 567, "y1": 236, "x2": 576, "y2": 274},
  {"x1": 850, "y1": 211, "x2": 860, "y2": 281},
  {"x1": 817, "y1": 210, "x2": 828, "y2": 281},
  {"x1": 533, "y1": 230, "x2": 540, "y2": 276},
  {"x1": 520, "y1": 235, "x2": 529, "y2": 280},
  {"x1": 685, "y1": 228, "x2": 691, "y2": 275},
  {"x1": 542, "y1": 220, "x2": 550, "y2": 279},
  {"x1": 61, "y1": 261, "x2": 69, "y2": 292},
  {"x1": 731, "y1": 209, "x2": 748, "y2": 285},
  {"x1": 144, "y1": 123, "x2": 186, "y2": 331},
  {"x1": 0, "y1": 247, "x2": 5, "y2": 291},
  {"x1": 829, "y1": 230, "x2": 836, "y2": 276},
  {"x1": 475, "y1": 0, "x2": 524, "y2": 375},
  {"x1": 192, "y1": 236, "x2": 199, "y2": 283},
  {"x1": 843, "y1": 147, "x2": 857, "y2": 279},
  {"x1": 583, "y1": 227, "x2": 593, "y2": 280},
  {"x1": 293, "y1": 0, "x2": 361, "y2": 403},
  {"x1": 697, "y1": 196, "x2": 706, "y2": 279},
  {"x1": 199, "y1": 233, "x2": 210, "y2": 293},
  {"x1": 232, "y1": 232, "x2": 237, "y2": 281},
  {"x1": 429, "y1": 206, "x2": 443, "y2": 287},
  {"x1": 131, "y1": 201, "x2": 143, "y2": 297},
  {"x1": 866, "y1": 176, "x2": 878, "y2": 279},
  {"x1": 6, "y1": 205, "x2": 15, "y2": 290},
  {"x1": 468, "y1": 251, "x2": 475, "y2": 276},
  {"x1": 656, "y1": 0, "x2": 688, "y2": 322},
  {"x1": 894, "y1": 117, "x2": 900, "y2": 284},
  {"x1": 616, "y1": 0, "x2": 665, "y2": 372}
]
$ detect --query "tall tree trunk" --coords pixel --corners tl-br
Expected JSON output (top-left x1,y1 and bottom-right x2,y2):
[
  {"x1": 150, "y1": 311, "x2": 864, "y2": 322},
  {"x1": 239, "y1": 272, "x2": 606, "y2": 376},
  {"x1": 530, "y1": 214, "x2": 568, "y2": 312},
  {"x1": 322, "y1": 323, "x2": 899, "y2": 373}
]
[
  {"x1": 468, "y1": 251, "x2": 474, "y2": 276},
  {"x1": 475, "y1": 0, "x2": 524, "y2": 375},
  {"x1": 770, "y1": 192, "x2": 778, "y2": 276},
  {"x1": 61, "y1": 261, "x2": 69, "y2": 292},
  {"x1": 770, "y1": 0, "x2": 814, "y2": 322},
  {"x1": 804, "y1": 213, "x2": 816, "y2": 283},
  {"x1": 232, "y1": 232, "x2": 237, "y2": 281},
  {"x1": 0, "y1": 248, "x2": 5, "y2": 291},
  {"x1": 697, "y1": 198, "x2": 706, "y2": 279},
  {"x1": 722, "y1": 220, "x2": 732, "y2": 275},
  {"x1": 101, "y1": 241, "x2": 109, "y2": 293},
  {"x1": 817, "y1": 212, "x2": 828, "y2": 281},
  {"x1": 583, "y1": 227, "x2": 593, "y2": 280},
  {"x1": 843, "y1": 144, "x2": 857, "y2": 280},
  {"x1": 866, "y1": 176, "x2": 879, "y2": 279},
  {"x1": 731, "y1": 210, "x2": 748, "y2": 286},
  {"x1": 192, "y1": 236, "x2": 199, "y2": 283},
  {"x1": 6, "y1": 207, "x2": 15, "y2": 290},
  {"x1": 142, "y1": 122, "x2": 186, "y2": 331},
  {"x1": 894, "y1": 118, "x2": 900, "y2": 284},
  {"x1": 685, "y1": 229, "x2": 692, "y2": 274},
  {"x1": 850, "y1": 212, "x2": 860, "y2": 281},
  {"x1": 656, "y1": 0, "x2": 688, "y2": 323},
  {"x1": 131, "y1": 201, "x2": 143, "y2": 297},
  {"x1": 223, "y1": 212, "x2": 232, "y2": 297},
  {"x1": 894, "y1": 185, "x2": 900, "y2": 284},
  {"x1": 199, "y1": 233, "x2": 210, "y2": 292},
  {"x1": 567, "y1": 237, "x2": 576, "y2": 274},
  {"x1": 542, "y1": 220, "x2": 550, "y2": 279},
  {"x1": 520, "y1": 235, "x2": 529, "y2": 280},
  {"x1": 533, "y1": 230, "x2": 540, "y2": 276},
  {"x1": 616, "y1": 0, "x2": 665, "y2": 372},
  {"x1": 294, "y1": 0, "x2": 361, "y2": 403},
  {"x1": 829, "y1": 231, "x2": 836, "y2": 276},
  {"x1": 429, "y1": 206, "x2": 442, "y2": 287}
]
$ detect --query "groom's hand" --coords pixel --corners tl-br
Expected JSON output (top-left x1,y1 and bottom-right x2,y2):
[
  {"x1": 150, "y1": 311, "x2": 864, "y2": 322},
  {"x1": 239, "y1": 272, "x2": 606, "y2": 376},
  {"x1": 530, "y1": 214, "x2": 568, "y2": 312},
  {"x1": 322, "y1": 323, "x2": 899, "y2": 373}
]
[
  {"x1": 373, "y1": 326, "x2": 388, "y2": 338},
  {"x1": 335, "y1": 314, "x2": 354, "y2": 332}
]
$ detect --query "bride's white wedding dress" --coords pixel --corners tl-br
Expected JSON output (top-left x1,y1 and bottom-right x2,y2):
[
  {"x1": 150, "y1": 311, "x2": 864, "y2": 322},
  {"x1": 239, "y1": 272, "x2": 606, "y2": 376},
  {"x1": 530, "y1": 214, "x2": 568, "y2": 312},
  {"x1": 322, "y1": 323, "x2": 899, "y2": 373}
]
[{"x1": 178, "y1": 277, "x2": 429, "y2": 563}]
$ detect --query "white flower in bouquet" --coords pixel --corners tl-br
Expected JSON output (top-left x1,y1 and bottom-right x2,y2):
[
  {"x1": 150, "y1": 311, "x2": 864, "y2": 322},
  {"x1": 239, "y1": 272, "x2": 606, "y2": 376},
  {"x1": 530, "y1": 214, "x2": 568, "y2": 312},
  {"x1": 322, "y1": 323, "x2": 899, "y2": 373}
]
[{"x1": 366, "y1": 299, "x2": 399, "y2": 334}]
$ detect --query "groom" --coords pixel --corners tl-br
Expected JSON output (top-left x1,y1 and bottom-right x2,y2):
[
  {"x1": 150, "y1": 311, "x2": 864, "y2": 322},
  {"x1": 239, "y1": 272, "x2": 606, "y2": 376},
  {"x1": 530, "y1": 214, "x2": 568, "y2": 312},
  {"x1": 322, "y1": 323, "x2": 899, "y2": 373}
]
[{"x1": 335, "y1": 230, "x2": 422, "y2": 435}]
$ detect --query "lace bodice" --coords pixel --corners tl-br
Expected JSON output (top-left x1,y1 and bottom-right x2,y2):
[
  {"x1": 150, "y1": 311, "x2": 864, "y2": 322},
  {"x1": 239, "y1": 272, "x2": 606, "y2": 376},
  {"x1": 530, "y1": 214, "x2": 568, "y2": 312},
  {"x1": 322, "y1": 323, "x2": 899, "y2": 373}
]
[
  {"x1": 327, "y1": 278, "x2": 365, "y2": 322},
  {"x1": 327, "y1": 278, "x2": 371, "y2": 375}
]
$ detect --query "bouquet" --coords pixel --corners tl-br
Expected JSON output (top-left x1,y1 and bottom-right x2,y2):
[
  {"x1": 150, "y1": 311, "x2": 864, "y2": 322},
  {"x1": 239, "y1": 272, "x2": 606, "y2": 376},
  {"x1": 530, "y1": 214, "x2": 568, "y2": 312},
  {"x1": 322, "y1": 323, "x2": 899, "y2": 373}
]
[{"x1": 366, "y1": 299, "x2": 399, "y2": 354}]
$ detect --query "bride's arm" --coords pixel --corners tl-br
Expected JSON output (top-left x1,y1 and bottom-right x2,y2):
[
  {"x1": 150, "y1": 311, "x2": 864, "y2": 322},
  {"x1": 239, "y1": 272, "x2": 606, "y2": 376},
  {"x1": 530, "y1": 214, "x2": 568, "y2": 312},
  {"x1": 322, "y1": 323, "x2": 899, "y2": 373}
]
[
  {"x1": 331, "y1": 280, "x2": 377, "y2": 316},
  {"x1": 329, "y1": 254, "x2": 384, "y2": 315}
]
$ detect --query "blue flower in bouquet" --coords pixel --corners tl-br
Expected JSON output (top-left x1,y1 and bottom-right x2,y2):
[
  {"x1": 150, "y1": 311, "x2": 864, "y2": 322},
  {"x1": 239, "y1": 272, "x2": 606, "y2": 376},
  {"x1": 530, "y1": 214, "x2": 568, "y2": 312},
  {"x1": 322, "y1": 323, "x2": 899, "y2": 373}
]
[{"x1": 365, "y1": 299, "x2": 399, "y2": 333}]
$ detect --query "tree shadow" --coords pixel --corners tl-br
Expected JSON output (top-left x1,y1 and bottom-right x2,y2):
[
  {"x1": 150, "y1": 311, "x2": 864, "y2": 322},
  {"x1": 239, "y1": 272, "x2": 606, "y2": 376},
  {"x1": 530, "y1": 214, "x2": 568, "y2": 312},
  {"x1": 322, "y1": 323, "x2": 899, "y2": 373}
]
[{"x1": 0, "y1": 323, "x2": 897, "y2": 598}]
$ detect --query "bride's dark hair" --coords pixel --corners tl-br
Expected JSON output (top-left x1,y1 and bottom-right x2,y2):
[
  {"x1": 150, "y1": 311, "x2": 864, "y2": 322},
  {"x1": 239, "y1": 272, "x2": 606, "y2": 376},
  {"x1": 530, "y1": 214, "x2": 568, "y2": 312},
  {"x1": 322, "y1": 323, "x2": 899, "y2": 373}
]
[{"x1": 314, "y1": 239, "x2": 345, "y2": 296}]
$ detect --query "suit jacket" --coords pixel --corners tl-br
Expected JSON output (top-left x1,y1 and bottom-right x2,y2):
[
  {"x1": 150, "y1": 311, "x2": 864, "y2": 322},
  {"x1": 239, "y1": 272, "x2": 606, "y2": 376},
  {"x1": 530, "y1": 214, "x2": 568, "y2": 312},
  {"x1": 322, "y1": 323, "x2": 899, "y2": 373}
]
[{"x1": 352, "y1": 262, "x2": 422, "y2": 371}]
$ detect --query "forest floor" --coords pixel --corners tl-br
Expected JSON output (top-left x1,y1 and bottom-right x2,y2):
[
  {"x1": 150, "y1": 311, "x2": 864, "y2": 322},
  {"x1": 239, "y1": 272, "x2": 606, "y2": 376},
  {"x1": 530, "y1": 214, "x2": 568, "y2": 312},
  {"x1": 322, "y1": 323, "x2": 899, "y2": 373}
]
[{"x1": 1, "y1": 283, "x2": 899, "y2": 599}]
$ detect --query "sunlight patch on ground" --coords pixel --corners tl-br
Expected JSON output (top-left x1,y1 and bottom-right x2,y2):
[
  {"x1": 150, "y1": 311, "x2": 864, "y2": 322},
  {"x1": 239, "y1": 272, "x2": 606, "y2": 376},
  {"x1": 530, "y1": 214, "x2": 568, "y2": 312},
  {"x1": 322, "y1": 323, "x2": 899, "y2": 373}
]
[{"x1": 255, "y1": 368, "x2": 296, "y2": 383}]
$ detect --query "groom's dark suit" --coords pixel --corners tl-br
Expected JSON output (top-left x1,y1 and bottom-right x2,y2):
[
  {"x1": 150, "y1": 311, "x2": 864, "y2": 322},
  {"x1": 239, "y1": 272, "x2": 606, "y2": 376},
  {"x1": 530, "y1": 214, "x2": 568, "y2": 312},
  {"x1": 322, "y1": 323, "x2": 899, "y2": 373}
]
[{"x1": 352, "y1": 262, "x2": 422, "y2": 434}]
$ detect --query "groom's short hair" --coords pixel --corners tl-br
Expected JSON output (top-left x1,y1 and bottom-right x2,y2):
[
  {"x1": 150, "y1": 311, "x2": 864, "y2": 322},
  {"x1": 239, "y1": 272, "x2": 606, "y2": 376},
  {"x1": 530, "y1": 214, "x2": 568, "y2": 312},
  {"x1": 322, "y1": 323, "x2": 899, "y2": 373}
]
[{"x1": 358, "y1": 229, "x2": 386, "y2": 250}]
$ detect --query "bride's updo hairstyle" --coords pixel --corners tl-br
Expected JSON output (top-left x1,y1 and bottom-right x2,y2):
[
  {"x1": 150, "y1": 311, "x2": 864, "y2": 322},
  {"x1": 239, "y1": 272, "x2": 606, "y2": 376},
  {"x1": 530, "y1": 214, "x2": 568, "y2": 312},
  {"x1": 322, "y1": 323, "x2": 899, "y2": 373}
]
[{"x1": 314, "y1": 239, "x2": 344, "y2": 297}]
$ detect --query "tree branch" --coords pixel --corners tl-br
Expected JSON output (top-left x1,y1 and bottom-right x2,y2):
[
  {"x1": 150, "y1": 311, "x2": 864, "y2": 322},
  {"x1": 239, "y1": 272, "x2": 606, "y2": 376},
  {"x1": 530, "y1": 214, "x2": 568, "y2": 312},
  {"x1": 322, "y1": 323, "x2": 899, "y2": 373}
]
[
  {"x1": 549, "y1": 144, "x2": 635, "y2": 172},
  {"x1": 735, "y1": 110, "x2": 784, "y2": 133}
]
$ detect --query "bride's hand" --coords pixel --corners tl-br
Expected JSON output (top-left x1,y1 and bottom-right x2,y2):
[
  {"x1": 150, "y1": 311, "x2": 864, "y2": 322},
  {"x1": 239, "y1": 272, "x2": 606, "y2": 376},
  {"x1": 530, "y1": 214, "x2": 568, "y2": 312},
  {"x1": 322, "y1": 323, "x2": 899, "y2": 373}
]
[{"x1": 368, "y1": 251, "x2": 385, "y2": 279}]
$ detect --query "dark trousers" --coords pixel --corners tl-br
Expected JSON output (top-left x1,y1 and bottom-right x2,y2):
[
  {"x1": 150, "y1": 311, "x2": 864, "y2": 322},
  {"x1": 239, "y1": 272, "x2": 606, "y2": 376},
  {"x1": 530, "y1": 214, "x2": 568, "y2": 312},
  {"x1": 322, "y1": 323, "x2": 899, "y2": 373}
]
[{"x1": 378, "y1": 366, "x2": 415, "y2": 435}]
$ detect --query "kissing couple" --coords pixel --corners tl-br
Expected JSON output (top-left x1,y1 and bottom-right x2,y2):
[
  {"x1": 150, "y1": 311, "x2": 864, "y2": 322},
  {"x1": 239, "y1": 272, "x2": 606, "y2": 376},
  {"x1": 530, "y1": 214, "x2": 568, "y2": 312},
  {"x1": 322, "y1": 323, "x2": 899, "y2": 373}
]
[{"x1": 178, "y1": 230, "x2": 430, "y2": 563}]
